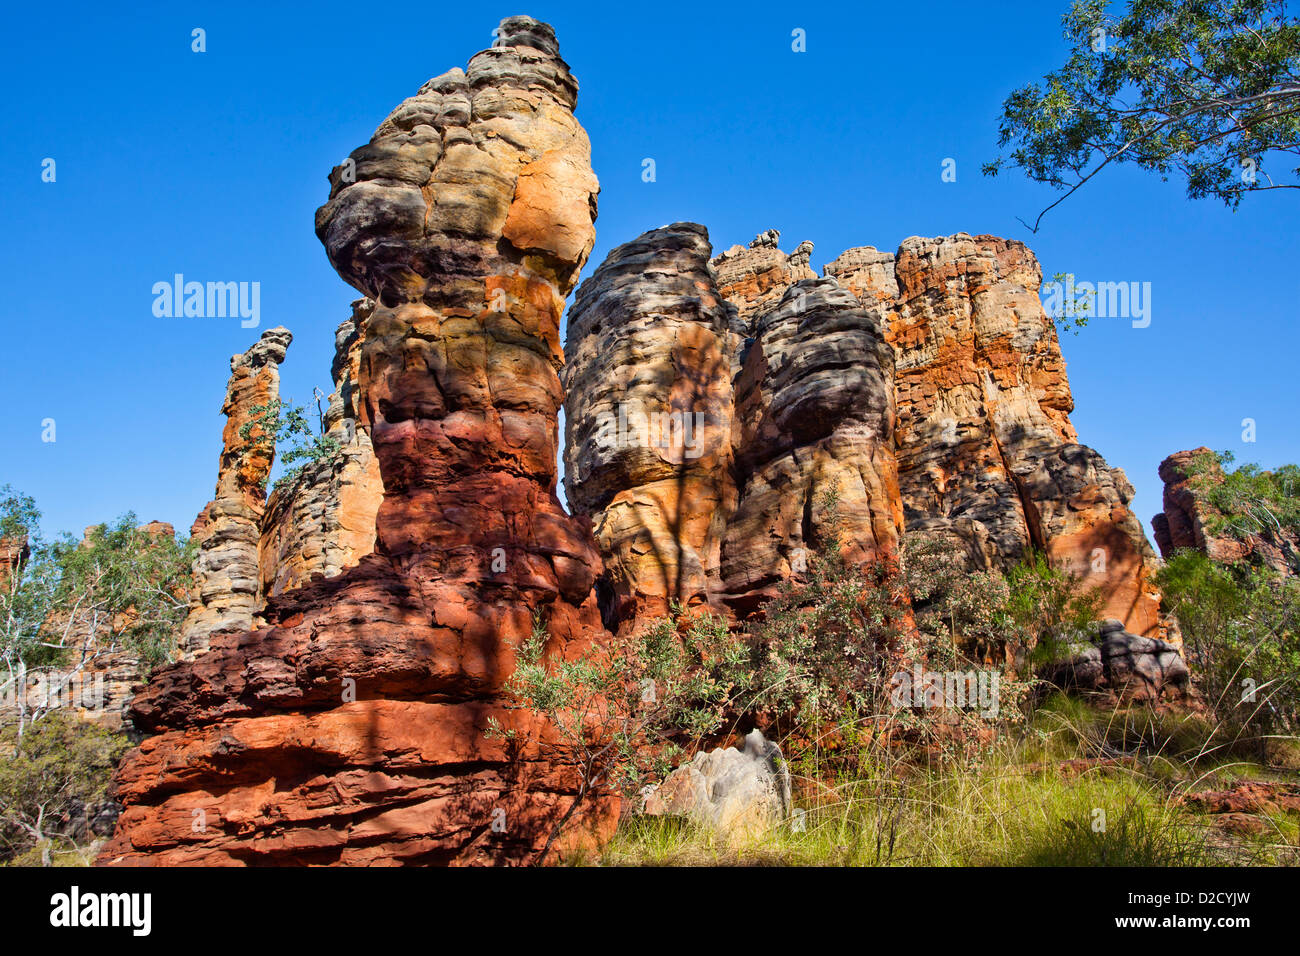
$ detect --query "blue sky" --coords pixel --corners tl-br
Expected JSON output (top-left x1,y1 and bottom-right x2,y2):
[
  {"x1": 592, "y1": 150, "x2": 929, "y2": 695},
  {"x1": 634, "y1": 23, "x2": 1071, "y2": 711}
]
[{"x1": 2, "y1": 1, "x2": 1296, "y2": 544}]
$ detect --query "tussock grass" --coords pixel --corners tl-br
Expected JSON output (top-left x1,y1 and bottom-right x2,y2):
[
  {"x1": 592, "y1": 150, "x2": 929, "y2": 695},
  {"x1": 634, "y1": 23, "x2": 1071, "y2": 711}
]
[{"x1": 597, "y1": 697, "x2": 1300, "y2": 867}]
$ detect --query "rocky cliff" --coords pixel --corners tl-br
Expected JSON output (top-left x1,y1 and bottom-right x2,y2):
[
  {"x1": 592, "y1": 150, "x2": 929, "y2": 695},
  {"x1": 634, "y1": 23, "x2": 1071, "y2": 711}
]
[
  {"x1": 100, "y1": 16, "x2": 615, "y2": 867},
  {"x1": 259, "y1": 299, "x2": 383, "y2": 599},
  {"x1": 565, "y1": 229, "x2": 1164, "y2": 642},
  {"x1": 178, "y1": 328, "x2": 291, "y2": 658}
]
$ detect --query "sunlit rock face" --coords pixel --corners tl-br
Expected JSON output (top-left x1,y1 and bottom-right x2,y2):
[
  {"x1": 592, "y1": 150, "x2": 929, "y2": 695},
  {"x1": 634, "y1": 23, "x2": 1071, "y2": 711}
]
[
  {"x1": 562, "y1": 223, "x2": 740, "y2": 632},
  {"x1": 564, "y1": 229, "x2": 901, "y2": 623},
  {"x1": 830, "y1": 234, "x2": 1162, "y2": 639},
  {"x1": 179, "y1": 327, "x2": 292, "y2": 659},
  {"x1": 101, "y1": 16, "x2": 617, "y2": 867},
  {"x1": 259, "y1": 299, "x2": 383, "y2": 599},
  {"x1": 568, "y1": 229, "x2": 1164, "y2": 639}
]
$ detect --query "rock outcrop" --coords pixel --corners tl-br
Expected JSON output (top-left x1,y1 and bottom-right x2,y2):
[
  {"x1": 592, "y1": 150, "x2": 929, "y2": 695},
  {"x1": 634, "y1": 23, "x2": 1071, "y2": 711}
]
[
  {"x1": 1042, "y1": 619, "x2": 1190, "y2": 702},
  {"x1": 259, "y1": 299, "x2": 383, "y2": 598},
  {"x1": 1153, "y1": 447, "x2": 1299, "y2": 576},
  {"x1": 562, "y1": 223, "x2": 739, "y2": 631},
  {"x1": 721, "y1": 275, "x2": 901, "y2": 613},
  {"x1": 178, "y1": 328, "x2": 292, "y2": 658},
  {"x1": 567, "y1": 229, "x2": 1162, "y2": 640},
  {"x1": 564, "y1": 228, "x2": 900, "y2": 623},
  {"x1": 101, "y1": 16, "x2": 615, "y2": 867},
  {"x1": 825, "y1": 234, "x2": 1163, "y2": 638}
]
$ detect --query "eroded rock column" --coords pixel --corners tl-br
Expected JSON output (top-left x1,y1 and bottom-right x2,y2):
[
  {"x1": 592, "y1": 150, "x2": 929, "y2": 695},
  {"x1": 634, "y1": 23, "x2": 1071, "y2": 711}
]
[
  {"x1": 101, "y1": 17, "x2": 615, "y2": 867},
  {"x1": 563, "y1": 223, "x2": 739, "y2": 631},
  {"x1": 179, "y1": 327, "x2": 292, "y2": 658}
]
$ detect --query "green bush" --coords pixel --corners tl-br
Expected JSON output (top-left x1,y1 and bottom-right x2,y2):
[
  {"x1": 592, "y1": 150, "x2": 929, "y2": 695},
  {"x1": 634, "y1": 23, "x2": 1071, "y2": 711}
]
[{"x1": 0, "y1": 711, "x2": 129, "y2": 865}]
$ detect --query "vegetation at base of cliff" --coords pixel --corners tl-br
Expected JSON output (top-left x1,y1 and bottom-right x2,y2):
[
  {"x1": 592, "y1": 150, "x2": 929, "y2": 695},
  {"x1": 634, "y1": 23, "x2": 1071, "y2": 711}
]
[
  {"x1": 599, "y1": 696, "x2": 1299, "y2": 867},
  {"x1": 984, "y1": 0, "x2": 1300, "y2": 232},
  {"x1": 491, "y1": 606, "x2": 751, "y2": 863},
  {"x1": 1158, "y1": 550, "x2": 1300, "y2": 748},
  {"x1": 2, "y1": 486, "x2": 193, "y2": 720},
  {"x1": 0, "y1": 711, "x2": 129, "y2": 866},
  {"x1": 241, "y1": 397, "x2": 342, "y2": 492},
  {"x1": 567, "y1": 478, "x2": 1300, "y2": 867}
]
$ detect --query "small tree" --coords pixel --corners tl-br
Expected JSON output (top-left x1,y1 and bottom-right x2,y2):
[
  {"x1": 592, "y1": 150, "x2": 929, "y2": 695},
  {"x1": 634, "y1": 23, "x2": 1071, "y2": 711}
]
[
  {"x1": 489, "y1": 604, "x2": 749, "y2": 863},
  {"x1": 0, "y1": 710, "x2": 128, "y2": 865},
  {"x1": 985, "y1": 0, "x2": 1300, "y2": 231},
  {"x1": 1159, "y1": 550, "x2": 1299, "y2": 748},
  {"x1": 239, "y1": 397, "x2": 342, "y2": 491},
  {"x1": 749, "y1": 490, "x2": 911, "y2": 733}
]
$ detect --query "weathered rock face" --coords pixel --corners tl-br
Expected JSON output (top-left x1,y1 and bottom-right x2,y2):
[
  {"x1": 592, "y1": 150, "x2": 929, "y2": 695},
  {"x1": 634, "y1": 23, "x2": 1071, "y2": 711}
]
[
  {"x1": 711, "y1": 232, "x2": 817, "y2": 328},
  {"x1": 101, "y1": 17, "x2": 615, "y2": 867},
  {"x1": 570, "y1": 230, "x2": 1165, "y2": 639},
  {"x1": 1153, "y1": 448, "x2": 1299, "y2": 576},
  {"x1": 564, "y1": 229, "x2": 900, "y2": 624},
  {"x1": 0, "y1": 535, "x2": 29, "y2": 593},
  {"x1": 259, "y1": 299, "x2": 383, "y2": 598},
  {"x1": 721, "y1": 275, "x2": 901, "y2": 613},
  {"x1": 179, "y1": 328, "x2": 292, "y2": 658},
  {"x1": 562, "y1": 223, "x2": 739, "y2": 630},
  {"x1": 825, "y1": 234, "x2": 1163, "y2": 638}
]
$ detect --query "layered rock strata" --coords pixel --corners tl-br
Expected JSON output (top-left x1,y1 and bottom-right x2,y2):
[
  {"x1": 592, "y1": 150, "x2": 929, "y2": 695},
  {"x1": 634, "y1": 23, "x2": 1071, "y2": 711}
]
[
  {"x1": 178, "y1": 328, "x2": 292, "y2": 658},
  {"x1": 564, "y1": 228, "x2": 901, "y2": 623},
  {"x1": 562, "y1": 223, "x2": 739, "y2": 630},
  {"x1": 825, "y1": 234, "x2": 1163, "y2": 638},
  {"x1": 101, "y1": 16, "x2": 614, "y2": 866},
  {"x1": 259, "y1": 299, "x2": 383, "y2": 598},
  {"x1": 720, "y1": 275, "x2": 901, "y2": 613}
]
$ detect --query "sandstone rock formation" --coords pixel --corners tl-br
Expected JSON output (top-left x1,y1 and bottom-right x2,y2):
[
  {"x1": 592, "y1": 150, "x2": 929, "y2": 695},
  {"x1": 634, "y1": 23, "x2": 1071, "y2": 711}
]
[
  {"x1": 824, "y1": 234, "x2": 1163, "y2": 638},
  {"x1": 1153, "y1": 447, "x2": 1298, "y2": 576},
  {"x1": 1042, "y1": 618, "x2": 1190, "y2": 702},
  {"x1": 101, "y1": 16, "x2": 615, "y2": 867},
  {"x1": 564, "y1": 228, "x2": 901, "y2": 623},
  {"x1": 721, "y1": 275, "x2": 900, "y2": 613},
  {"x1": 562, "y1": 223, "x2": 739, "y2": 630},
  {"x1": 178, "y1": 328, "x2": 292, "y2": 658},
  {"x1": 642, "y1": 729, "x2": 792, "y2": 841},
  {"x1": 0, "y1": 535, "x2": 28, "y2": 593},
  {"x1": 259, "y1": 299, "x2": 383, "y2": 598},
  {"x1": 711, "y1": 232, "x2": 817, "y2": 325}
]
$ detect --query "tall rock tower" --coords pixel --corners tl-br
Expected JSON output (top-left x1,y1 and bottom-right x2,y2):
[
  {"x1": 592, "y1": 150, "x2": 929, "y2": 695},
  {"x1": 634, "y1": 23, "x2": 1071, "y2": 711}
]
[{"x1": 100, "y1": 16, "x2": 615, "y2": 867}]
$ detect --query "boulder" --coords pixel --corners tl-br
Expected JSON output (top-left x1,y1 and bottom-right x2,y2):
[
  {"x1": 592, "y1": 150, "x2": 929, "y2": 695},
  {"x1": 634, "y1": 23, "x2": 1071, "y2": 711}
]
[{"x1": 642, "y1": 730, "x2": 792, "y2": 840}]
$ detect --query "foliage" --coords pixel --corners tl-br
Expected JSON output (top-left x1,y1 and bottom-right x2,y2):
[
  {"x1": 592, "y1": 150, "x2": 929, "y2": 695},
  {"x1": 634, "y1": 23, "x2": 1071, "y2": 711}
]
[
  {"x1": 0, "y1": 711, "x2": 129, "y2": 865},
  {"x1": 1183, "y1": 448, "x2": 1300, "y2": 547},
  {"x1": 903, "y1": 533, "x2": 1102, "y2": 674},
  {"x1": 984, "y1": 0, "x2": 1300, "y2": 231},
  {"x1": 1158, "y1": 550, "x2": 1299, "y2": 739},
  {"x1": 490, "y1": 604, "x2": 750, "y2": 862},
  {"x1": 239, "y1": 397, "x2": 342, "y2": 491},
  {"x1": 1, "y1": 487, "x2": 193, "y2": 733},
  {"x1": 748, "y1": 487, "x2": 910, "y2": 731}
]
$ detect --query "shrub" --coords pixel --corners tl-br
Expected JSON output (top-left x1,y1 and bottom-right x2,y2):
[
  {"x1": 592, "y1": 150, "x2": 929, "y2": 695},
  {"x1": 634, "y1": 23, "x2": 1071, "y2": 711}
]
[{"x1": 0, "y1": 711, "x2": 129, "y2": 865}]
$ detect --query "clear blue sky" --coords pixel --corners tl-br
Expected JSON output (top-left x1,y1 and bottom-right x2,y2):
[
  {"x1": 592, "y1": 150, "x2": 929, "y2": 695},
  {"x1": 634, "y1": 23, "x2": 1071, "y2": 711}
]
[{"x1": 2, "y1": 1, "x2": 1296, "y2": 545}]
